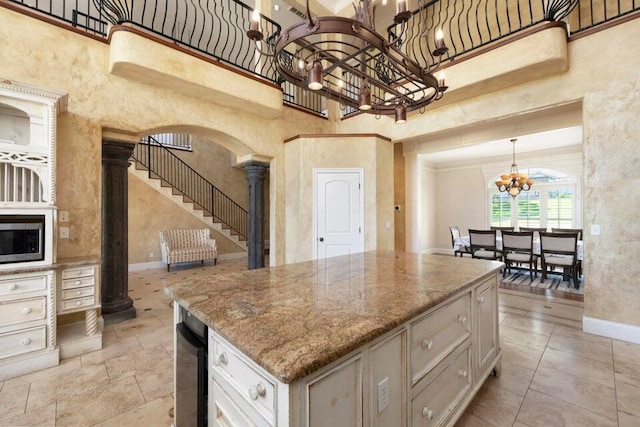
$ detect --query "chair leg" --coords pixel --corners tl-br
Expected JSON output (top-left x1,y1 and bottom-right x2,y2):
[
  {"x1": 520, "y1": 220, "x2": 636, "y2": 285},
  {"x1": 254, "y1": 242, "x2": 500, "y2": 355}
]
[
  {"x1": 201, "y1": 260, "x2": 204, "y2": 266},
  {"x1": 167, "y1": 264, "x2": 170, "y2": 272},
  {"x1": 214, "y1": 258, "x2": 217, "y2": 266}
]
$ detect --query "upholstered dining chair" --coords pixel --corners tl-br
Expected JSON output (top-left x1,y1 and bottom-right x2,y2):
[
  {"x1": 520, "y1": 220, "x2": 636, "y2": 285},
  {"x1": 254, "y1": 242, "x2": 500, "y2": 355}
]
[
  {"x1": 539, "y1": 232, "x2": 580, "y2": 289},
  {"x1": 450, "y1": 226, "x2": 471, "y2": 257},
  {"x1": 551, "y1": 228, "x2": 584, "y2": 277},
  {"x1": 469, "y1": 229, "x2": 501, "y2": 260},
  {"x1": 501, "y1": 231, "x2": 538, "y2": 282},
  {"x1": 490, "y1": 226, "x2": 515, "y2": 238},
  {"x1": 519, "y1": 227, "x2": 547, "y2": 240}
]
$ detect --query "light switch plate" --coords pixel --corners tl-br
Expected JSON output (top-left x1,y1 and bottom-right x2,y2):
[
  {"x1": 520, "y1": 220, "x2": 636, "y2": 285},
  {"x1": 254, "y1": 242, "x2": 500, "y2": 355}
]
[
  {"x1": 60, "y1": 227, "x2": 69, "y2": 239},
  {"x1": 591, "y1": 224, "x2": 600, "y2": 235},
  {"x1": 385, "y1": 220, "x2": 392, "y2": 229},
  {"x1": 377, "y1": 377, "x2": 389, "y2": 413},
  {"x1": 59, "y1": 211, "x2": 69, "y2": 223}
]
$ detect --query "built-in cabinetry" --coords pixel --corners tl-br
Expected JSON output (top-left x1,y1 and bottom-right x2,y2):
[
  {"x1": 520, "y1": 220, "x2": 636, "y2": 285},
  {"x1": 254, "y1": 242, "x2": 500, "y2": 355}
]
[
  {"x1": 0, "y1": 269, "x2": 58, "y2": 380},
  {"x1": 205, "y1": 275, "x2": 500, "y2": 427}
]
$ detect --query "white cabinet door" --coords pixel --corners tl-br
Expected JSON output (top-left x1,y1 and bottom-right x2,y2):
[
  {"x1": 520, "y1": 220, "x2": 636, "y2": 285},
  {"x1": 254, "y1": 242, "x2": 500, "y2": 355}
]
[
  {"x1": 476, "y1": 278, "x2": 498, "y2": 378},
  {"x1": 369, "y1": 331, "x2": 407, "y2": 427}
]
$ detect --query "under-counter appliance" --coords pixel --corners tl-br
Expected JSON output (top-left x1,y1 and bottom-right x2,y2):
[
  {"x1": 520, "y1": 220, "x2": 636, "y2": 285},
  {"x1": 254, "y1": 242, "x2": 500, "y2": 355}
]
[
  {"x1": 176, "y1": 306, "x2": 208, "y2": 427},
  {"x1": 0, "y1": 215, "x2": 45, "y2": 264}
]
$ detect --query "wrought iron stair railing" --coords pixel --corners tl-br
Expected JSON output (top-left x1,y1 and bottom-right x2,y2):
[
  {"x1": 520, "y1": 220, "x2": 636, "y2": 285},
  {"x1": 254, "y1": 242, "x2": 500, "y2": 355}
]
[{"x1": 132, "y1": 136, "x2": 248, "y2": 242}]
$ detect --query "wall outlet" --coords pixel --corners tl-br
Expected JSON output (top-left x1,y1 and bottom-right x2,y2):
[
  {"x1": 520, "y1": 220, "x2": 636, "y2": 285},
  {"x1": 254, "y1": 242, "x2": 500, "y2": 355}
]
[
  {"x1": 149, "y1": 252, "x2": 154, "y2": 258},
  {"x1": 59, "y1": 211, "x2": 69, "y2": 223},
  {"x1": 385, "y1": 220, "x2": 392, "y2": 229},
  {"x1": 59, "y1": 227, "x2": 69, "y2": 239},
  {"x1": 377, "y1": 377, "x2": 389, "y2": 413}
]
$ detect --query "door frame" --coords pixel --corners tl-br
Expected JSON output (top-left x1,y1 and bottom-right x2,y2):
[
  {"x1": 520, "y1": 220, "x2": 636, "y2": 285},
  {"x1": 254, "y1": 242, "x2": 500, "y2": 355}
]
[{"x1": 312, "y1": 168, "x2": 365, "y2": 261}]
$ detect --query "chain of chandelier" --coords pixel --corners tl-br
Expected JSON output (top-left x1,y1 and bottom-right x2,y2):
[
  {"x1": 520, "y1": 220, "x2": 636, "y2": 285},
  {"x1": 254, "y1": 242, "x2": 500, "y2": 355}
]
[{"x1": 246, "y1": 0, "x2": 449, "y2": 123}]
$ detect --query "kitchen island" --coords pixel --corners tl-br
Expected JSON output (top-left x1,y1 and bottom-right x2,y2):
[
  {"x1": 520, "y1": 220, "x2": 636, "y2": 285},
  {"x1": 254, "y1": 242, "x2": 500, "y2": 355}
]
[{"x1": 165, "y1": 250, "x2": 503, "y2": 427}]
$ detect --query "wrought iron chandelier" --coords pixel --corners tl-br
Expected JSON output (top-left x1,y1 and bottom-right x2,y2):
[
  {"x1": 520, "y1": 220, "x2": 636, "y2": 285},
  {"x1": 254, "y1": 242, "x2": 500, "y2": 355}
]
[
  {"x1": 246, "y1": 0, "x2": 449, "y2": 122},
  {"x1": 495, "y1": 139, "x2": 534, "y2": 198}
]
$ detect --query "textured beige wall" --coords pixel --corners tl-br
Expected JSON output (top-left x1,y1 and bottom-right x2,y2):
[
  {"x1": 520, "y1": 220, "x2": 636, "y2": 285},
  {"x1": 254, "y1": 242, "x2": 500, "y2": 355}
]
[
  {"x1": 128, "y1": 174, "x2": 244, "y2": 264},
  {"x1": 393, "y1": 143, "x2": 405, "y2": 251},
  {"x1": 284, "y1": 135, "x2": 394, "y2": 264}
]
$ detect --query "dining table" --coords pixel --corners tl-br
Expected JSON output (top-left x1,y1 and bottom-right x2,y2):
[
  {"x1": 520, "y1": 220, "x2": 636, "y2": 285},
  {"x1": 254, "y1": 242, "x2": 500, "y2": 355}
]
[{"x1": 454, "y1": 235, "x2": 584, "y2": 260}]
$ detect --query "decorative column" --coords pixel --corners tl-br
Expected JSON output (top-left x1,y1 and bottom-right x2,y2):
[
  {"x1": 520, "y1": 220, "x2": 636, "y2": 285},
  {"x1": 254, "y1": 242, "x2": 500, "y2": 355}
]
[
  {"x1": 101, "y1": 139, "x2": 136, "y2": 324},
  {"x1": 243, "y1": 161, "x2": 269, "y2": 270}
]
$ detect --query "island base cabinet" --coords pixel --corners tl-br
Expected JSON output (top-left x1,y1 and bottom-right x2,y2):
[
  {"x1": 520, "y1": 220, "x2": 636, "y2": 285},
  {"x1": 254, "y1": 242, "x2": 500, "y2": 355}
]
[{"x1": 475, "y1": 277, "x2": 499, "y2": 380}]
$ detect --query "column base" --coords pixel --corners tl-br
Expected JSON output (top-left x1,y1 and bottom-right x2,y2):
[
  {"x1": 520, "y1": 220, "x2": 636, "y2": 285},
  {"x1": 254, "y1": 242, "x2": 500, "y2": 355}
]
[{"x1": 103, "y1": 306, "x2": 137, "y2": 326}]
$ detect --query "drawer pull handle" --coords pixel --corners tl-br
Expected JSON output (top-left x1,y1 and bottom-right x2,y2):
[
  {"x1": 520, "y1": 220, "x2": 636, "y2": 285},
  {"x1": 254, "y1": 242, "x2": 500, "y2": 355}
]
[
  {"x1": 421, "y1": 339, "x2": 433, "y2": 350},
  {"x1": 9, "y1": 284, "x2": 17, "y2": 291},
  {"x1": 248, "y1": 382, "x2": 267, "y2": 400},
  {"x1": 76, "y1": 290, "x2": 83, "y2": 296},
  {"x1": 422, "y1": 407, "x2": 434, "y2": 420},
  {"x1": 477, "y1": 296, "x2": 486, "y2": 304},
  {"x1": 75, "y1": 280, "x2": 82, "y2": 285},
  {"x1": 458, "y1": 369, "x2": 468, "y2": 378},
  {"x1": 21, "y1": 338, "x2": 31, "y2": 346},
  {"x1": 75, "y1": 300, "x2": 82, "y2": 306},
  {"x1": 22, "y1": 307, "x2": 32, "y2": 314},
  {"x1": 457, "y1": 315, "x2": 468, "y2": 324},
  {"x1": 214, "y1": 352, "x2": 228, "y2": 366}
]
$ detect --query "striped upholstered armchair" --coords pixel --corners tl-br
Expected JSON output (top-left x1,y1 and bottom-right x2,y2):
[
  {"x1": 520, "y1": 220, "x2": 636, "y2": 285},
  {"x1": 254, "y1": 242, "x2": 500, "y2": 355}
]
[{"x1": 159, "y1": 229, "x2": 218, "y2": 272}]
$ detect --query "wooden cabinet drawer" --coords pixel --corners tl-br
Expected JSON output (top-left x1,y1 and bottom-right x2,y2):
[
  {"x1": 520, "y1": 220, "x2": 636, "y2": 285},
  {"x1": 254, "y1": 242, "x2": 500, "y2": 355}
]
[
  {"x1": 0, "y1": 297, "x2": 46, "y2": 327},
  {"x1": 61, "y1": 276, "x2": 95, "y2": 290},
  {"x1": 61, "y1": 267, "x2": 95, "y2": 280},
  {"x1": 211, "y1": 378, "x2": 258, "y2": 427},
  {"x1": 410, "y1": 344, "x2": 472, "y2": 427},
  {"x1": 210, "y1": 337, "x2": 275, "y2": 424},
  {"x1": 61, "y1": 286, "x2": 94, "y2": 301},
  {"x1": 0, "y1": 275, "x2": 47, "y2": 297},
  {"x1": 0, "y1": 326, "x2": 47, "y2": 359},
  {"x1": 61, "y1": 296, "x2": 95, "y2": 311},
  {"x1": 411, "y1": 292, "x2": 471, "y2": 384}
]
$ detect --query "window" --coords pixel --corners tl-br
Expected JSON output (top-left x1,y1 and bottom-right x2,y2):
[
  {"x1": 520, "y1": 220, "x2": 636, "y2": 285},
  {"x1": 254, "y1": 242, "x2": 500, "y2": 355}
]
[{"x1": 488, "y1": 169, "x2": 579, "y2": 229}]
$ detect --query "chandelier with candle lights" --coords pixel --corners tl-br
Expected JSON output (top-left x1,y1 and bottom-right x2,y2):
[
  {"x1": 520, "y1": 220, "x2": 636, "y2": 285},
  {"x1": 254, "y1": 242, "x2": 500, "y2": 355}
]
[
  {"x1": 495, "y1": 139, "x2": 534, "y2": 198},
  {"x1": 246, "y1": 0, "x2": 449, "y2": 123}
]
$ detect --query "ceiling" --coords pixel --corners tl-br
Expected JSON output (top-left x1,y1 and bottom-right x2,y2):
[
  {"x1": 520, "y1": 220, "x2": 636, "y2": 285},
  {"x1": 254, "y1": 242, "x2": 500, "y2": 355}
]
[{"x1": 419, "y1": 126, "x2": 583, "y2": 168}]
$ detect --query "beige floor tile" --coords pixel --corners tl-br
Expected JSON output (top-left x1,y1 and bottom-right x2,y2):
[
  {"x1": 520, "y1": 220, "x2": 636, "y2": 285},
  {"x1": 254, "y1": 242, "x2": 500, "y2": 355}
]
[
  {"x1": 484, "y1": 362, "x2": 534, "y2": 397},
  {"x1": 500, "y1": 315, "x2": 555, "y2": 336},
  {"x1": 618, "y1": 410, "x2": 640, "y2": 427},
  {"x1": 617, "y1": 381, "x2": 640, "y2": 418},
  {"x1": 539, "y1": 347, "x2": 615, "y2": 387},
  {"x1": 455, "y1": 411, "x2": 499, "y2": 426},
  {"x1": 0, "y1": 402, "x2": 55, "y2": 426},
  {"x1": 529, "y1": 365, "x2": 617, "y2": 418},
  {"x1": 0, "y1": 383, "x2": 29, "y2": 422},
  {"x1": 136, "y1": 325, "x2": 174, "y2": 349},
  {"x1": 616, "y1": 359, "x2": 640, "y2": 388},
  {"x1": 26, "y1": 363, "x2": 110, "y2": 411},
  {"x1": 55, "y1": 376, "x2": 145, "y2": 426},
  {"x1": 500, "y1": 325, "x2": 550, "y2": 352},
  {"x1": 552, "y1": 324, "x2": 612, "y2": 346},
  {"x1": 163, "y1": 343, "x2": 174, "y2": 360},
  {"x1": 614, "y1": 340, "x2": 640, "y2": 367},
  {"x1": 466, "y1": 381, "x2": 524, "y2": 427},
  {"x1": 81, "y1": 334, "x2": 143, "y2": 367},
  {"x1": 524, "y1": 311, "x2": 582, "y2": 328},
  {"x1": 515, "y1": 389, "x2": 617, "y2": 426},
  {"x1": 500, "y1": 341, "x2": 544, "y2": 371},
  {"x1": 0, "y1": 381, "x2": 3, "y2": 392},
  {"x1": 499, "y1": 306, "x2": 529, "y2": 317},
  {"x1": 2, "y1": 357, "x2": 81, "y2": 390},
  {"x1": 158, "y1": 313, "x2": 175, "y2": 327},
  {"x1": 546, "y1": 333, "x2": 613, "y2": 364},
  {"x1": 112, "y1": 316, "x2": 165, "y2": 339},
  {"x1": 93, "y1": 393, "x2": 173, "y2": 427},
  {"x1": 105, "y1": 345, "x2": 174, "y2": 399}
]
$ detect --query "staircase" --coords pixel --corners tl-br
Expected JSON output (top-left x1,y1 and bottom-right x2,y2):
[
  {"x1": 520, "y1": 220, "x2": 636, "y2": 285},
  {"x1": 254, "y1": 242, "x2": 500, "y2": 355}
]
[{"x1": 130, "y1": 136, "x2": 248, "y2": 251}]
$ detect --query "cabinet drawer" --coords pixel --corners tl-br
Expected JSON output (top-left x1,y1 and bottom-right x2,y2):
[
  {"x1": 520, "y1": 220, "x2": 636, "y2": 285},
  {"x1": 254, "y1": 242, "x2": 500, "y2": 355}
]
[
  {"x1": 211, "y1": 378, "x2": 258, "y2": 427},
  {"x1": 411, "y1": 293, "x2": 471, "y2": 384},
  {"x1": 61, "y1": 267, "x2": 95, "y2": 280},
  {"x1": 61, "y1": 286, "x2": 95, "y2": 301},
  {"x1": 0, "y1": 297, "x2": 46, "y2": 327},
  {"x1": 0, "y1": 326, "x2": 47, "y2": 359},
  {"x1": 61, "y1": 296, "x2": 95, "y2": 311},
  {"x1": 61, "y1": 276, "x2": 95, "y2": 290},
  {"x1": 0, "y1": 275, "x2": 47, "y2": 297},
  {"x1": 411, "y1": 345, "x2": 472, "y2": 427},
  {"x1": 211, "y1": 338, "x2": 275, "y2": 423}
]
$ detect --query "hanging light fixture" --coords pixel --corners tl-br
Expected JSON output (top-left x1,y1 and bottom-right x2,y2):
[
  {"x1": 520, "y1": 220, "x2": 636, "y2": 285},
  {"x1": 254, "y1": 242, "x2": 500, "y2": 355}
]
[
  {"x1": 495, "y1": 138, "x2": 534, "y2": 198},
  {"x1": 246, "y1": 0, "x2": 450, "y2": 122},
  {"x1": 395, "y1": 102, "x2": 406, "y2": 124}
]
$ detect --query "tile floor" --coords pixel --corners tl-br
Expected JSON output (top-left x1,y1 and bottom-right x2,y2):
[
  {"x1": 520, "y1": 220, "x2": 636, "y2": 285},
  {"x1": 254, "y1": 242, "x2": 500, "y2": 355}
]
[{"x1": 0, "y1": 258, "x2": 639, "y2": 426}]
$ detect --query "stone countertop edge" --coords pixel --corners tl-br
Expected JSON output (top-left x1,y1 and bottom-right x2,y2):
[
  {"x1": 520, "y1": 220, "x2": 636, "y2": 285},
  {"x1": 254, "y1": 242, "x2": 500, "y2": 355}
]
[
  {"x1": 164, "y1": 250, "x2": 503, "y2": 384},
  {"x1": 0, "y1": 256, "x2": 101, "y2": 276}
]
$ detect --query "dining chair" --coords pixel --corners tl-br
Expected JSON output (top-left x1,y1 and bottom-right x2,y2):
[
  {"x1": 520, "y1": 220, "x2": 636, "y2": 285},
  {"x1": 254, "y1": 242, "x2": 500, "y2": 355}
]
[
  {"x1": 490, "y1": 226, "x2": 515, "y2": 238},
  {"x1": 551, "y1": 228, "x2": 584, "y2": 277},
  {"x1": 449, "y1": 226, "x2": 471, "y2": 257},
  {"x1": 501, "y1": 231, "x2": 538, "y2": 282},
  {"x1": 469, "y1": 229, "x2": 501, "y2": 260},
  {"x1": 539, "y1": 232, "x2": 580, "y2": 289},
  {"x1": 519, "y1": 227, "x2": 547, "y2": 240}
]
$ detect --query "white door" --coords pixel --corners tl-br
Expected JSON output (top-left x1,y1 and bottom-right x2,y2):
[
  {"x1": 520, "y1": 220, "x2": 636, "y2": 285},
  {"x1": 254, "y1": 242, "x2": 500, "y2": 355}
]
[{"x1": 314, "y1": 169, "x2": 364, "y2": 260}]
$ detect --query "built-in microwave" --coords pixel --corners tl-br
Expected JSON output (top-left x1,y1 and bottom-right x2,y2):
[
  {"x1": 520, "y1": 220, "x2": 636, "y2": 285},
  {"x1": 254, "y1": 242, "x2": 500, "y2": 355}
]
[{"x1": 0, "y1": 215, "x2": 45, "y2": 264}]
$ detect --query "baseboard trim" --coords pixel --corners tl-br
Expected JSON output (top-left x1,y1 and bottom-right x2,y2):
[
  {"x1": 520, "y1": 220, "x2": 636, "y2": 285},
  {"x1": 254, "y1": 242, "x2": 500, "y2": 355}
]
[
  {"x1": 583, "y1": 316, "x2": 640, "y2": 344},
  {"x1": 128, "y1": 253, "x2": 248, "y2": 272}
]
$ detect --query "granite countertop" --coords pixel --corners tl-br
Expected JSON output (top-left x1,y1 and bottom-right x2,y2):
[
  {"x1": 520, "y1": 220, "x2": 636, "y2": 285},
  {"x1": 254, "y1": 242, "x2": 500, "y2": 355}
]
[
  {"x1": 0, "y1": 256, "x2": 100, "y2": 276},
  {"x1": 164, "y1": 250, "x2": 502, "y2": 384}
]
